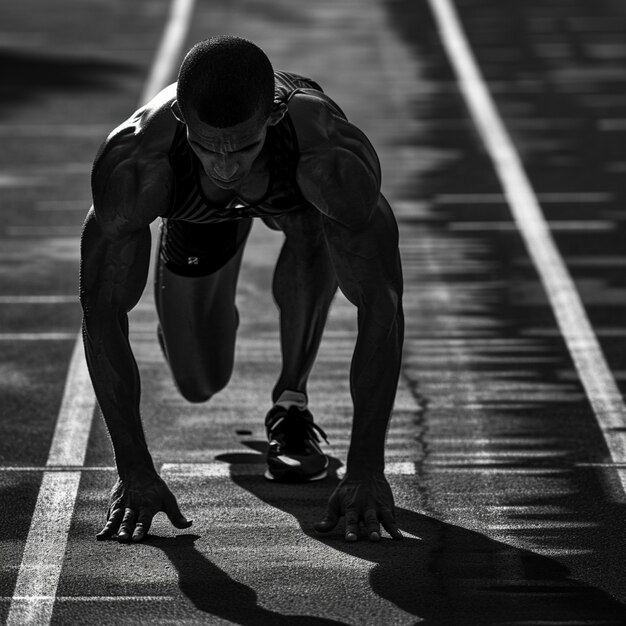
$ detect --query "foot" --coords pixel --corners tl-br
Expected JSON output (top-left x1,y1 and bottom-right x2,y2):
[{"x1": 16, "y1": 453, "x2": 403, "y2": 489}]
[{"x1": 264, "y1": 405, "x2": 329, "y2": 482}]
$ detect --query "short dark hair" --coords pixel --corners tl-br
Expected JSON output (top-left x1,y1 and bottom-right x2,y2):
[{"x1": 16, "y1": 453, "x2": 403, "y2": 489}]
[{"x1": 176, "y1": 36, "x2": 275, "y2": 128}]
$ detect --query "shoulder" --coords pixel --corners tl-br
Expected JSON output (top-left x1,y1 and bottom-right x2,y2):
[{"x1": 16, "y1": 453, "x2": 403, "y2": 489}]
[
  {"x1": 91, "y1": 84, "x2": 178, "y2": 236},
  {"x1": 288, "y1": 91, "x2": 381, "y2": 229},
  {"x1": 93, "y1": 83, "x2": 178, "y2": 174}
]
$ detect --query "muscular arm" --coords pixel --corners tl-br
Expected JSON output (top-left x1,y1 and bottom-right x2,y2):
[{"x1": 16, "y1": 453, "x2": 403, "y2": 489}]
[
  {"x1": 80, "y1": 131, "x2": 170, "y2": 475},
  {"x1": 79, "y1": 120, "x2": 191, "y2": 543},
  {"x1": 292, "y1": 93, "x2": 404, "y2": 475},
  {"x1": 80, "y1": 209, "x2": 154, "y2": 477},
  {"x1": 322, "y1": 198, "x2": 404, "y2": 474}
]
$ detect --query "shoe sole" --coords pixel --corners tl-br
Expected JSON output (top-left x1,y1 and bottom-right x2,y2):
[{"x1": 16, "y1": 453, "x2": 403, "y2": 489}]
[{"x1": 264, "y1": 467, "x2": 328, "y2": 482}]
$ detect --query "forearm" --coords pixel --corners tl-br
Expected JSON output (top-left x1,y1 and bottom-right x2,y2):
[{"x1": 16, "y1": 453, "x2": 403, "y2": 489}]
[
  {"x1": 82, "y1": 312, "x2": 156, "y2": 478},
  {"x1": 347, "y1": 302, "x2": 404, "y2": 474}
]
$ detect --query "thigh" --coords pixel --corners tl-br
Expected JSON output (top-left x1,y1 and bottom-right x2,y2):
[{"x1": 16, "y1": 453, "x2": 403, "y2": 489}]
[{"x1": 155, "y1": 218, "x2": 252, "y2": 363}]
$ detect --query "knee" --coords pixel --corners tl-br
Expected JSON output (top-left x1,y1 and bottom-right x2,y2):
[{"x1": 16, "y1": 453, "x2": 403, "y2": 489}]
[
  {"x1": 175, "y1": 369, "x2": 232, "y2": 403},
  {"x1": 177, "y1": 384, "x2": 213, "y2": 404}
]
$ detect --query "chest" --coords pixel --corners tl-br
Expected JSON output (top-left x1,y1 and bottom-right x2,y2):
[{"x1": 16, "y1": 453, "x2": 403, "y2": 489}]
[
  {"x1": 166, "y1": 117, "x2": 311, "y2": 223},
  {"x1": 195, "y1": 149, "x2": 272, "y2": 207}
]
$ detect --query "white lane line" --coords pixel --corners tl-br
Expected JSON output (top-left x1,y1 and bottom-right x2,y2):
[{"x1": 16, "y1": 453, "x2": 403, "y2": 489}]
[
  {"x1": 2, "y1": 596, "x2": 174, "y2": 603},
  {"x1": 161, "y1": 462, "x2": 418, "y2": 478},
  {"x1": 46, "y1": 340, "x2": 98, "y2": 467},
  {"x1": 7, "y1": 473, "x2": 82, "y2": 626},
  {"x1": 7, "y1": 0, "x2": 196, "y2": 623},
  {"x1": 0, "y1": 296, "x2": 77, "y2": 303},
  {"x1": 436, "y1": 192, "x2": 613, "y2": 204},
  {"x1": 0, "y1": 174, "x2": 41, "y2": 188},
  {"x1": 429, "y1": 0, "x2": 626, "y2": 494},
  {"x1": 599, "y1": 119, "x2": 626, "y2": 131},
  {"x1": 0, "y1": 467, "x2": 115, "y2": 472},
  {"x1": 140, "y1": 0, "x2": 195, "y2": 105},
  {"x1": 2, "y1": 462, "x2": 581, "y2": 476},
  {"x1": 36, "y1": 201, "x2": 88, "y2": 212},
  {"x1": 0, "y1": 125, "x2": 111, "y2": 137},
  {"x1": 7, "y1": 342, "x2": 96, "y2": 626},
  {"x1": 0, "y1": 333, "x2": 77, "y2": 340},
  {"x1": 7, "y1": 226, "x2": 79, "y2": 237},
  {"x1": 449, "y1": 220, "x2": 615, "y2": 232}
]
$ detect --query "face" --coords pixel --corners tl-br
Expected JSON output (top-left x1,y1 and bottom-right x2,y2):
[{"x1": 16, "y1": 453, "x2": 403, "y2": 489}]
[{"x1": 182, "y1": 109, "x2": 270, "y2": 189}]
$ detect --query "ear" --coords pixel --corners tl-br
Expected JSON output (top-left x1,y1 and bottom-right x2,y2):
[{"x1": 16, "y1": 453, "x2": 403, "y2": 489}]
[
  {"x1": 267, "y1": 102, "x2": 287, "y2": 126},
  {"x1": 170, "y1": 100, "x2": 185, "y2": 123}
]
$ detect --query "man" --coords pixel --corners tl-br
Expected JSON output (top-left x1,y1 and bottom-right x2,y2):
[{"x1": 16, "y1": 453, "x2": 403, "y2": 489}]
[{"x1": 80, "y1": 36, "x2": 404, "y2": 544}]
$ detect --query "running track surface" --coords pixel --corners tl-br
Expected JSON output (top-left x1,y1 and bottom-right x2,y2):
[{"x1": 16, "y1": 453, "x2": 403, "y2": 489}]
[{"x1": 1, "y1": 0, "x2": 626, "y2": 624}]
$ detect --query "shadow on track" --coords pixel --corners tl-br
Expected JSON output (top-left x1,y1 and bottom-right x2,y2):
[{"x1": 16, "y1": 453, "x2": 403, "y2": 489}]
[
  {"x1": 146, "y1": 532, "x2": 346, "y2": 625},
  {"x1": 0, "y1": 48, "x2": 137, "y2": 116},
  {"x1": 209, "y1": 445, "x2": 626, "y2": 626}
]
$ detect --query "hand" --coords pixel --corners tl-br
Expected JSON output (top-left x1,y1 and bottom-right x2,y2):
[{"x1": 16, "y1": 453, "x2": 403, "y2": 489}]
[
  {"x1": 314, "y1": 470, "x2": 403, "y2": 542},
  {"x1": 96, "y1": 470, "x2": 192, "y2": 543}
]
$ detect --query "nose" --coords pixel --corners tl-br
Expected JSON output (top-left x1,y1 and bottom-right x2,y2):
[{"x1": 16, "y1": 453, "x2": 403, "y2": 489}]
[{"x1": 211, "y1": 154, "x2": 239, "y2": 180}]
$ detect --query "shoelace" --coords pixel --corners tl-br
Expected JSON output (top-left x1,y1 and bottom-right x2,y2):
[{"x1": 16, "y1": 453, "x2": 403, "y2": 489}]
[{"x1": 267, "y1": 407, "x2": 329, "y2": 446}]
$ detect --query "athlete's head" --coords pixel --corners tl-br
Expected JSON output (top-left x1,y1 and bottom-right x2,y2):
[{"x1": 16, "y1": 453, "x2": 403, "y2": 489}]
[
  {"x1": 176, "y1": 36, "x2": 275, "y2": 128},
  {"x1": 174, "y1": 36, "x2": 285, "y2": 189}
]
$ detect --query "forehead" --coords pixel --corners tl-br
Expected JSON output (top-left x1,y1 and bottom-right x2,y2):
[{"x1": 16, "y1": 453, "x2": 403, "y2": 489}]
[{"x1": 184, "y1": 109, "x2": 268, "y2": 151}]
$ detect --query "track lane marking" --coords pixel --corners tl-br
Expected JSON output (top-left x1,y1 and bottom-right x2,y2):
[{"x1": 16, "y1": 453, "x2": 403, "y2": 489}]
[
  {"x1": 2, "y1": 596, "x2": 175, "y2": 602},
  {"x1": 6, "y1": 462, "x2": 613, "y2": 477},
  {"x1": 436, "y1": 192, "x2": 613, "y2": 204},
  {"x1": 139, "y1": 0, "x2": 196, "y2": 105},
  {"x1": 0, "y1": 125, "x2": 111, "y2": 137},
  {"x1": 46, "y1": 340, "x2": 98, "y2": 467},
  {"x1": 7, "y1": 342, "x2": 96, "y2": 626},
  {"x1": 0, "y1": 296, "x2": 77, "y2": 303},
  {"x1": 448, "y1": 221, "x2": 615, "y2": 232},
  {"x1": 160, "y1": 461, "x2": 418, "y2": 478},
  {"x1": 36, "y1": 201, "x2": 89, "y2": 211},
  {"x1": 429, "y1": 0, "x2": 626, "y2": 494},
  {"x1": 0, "y1": 333, "x2": 77, "y2": 340},
  {"x1": 6, "y1": 0, "x2": 196, "y2": 623}
]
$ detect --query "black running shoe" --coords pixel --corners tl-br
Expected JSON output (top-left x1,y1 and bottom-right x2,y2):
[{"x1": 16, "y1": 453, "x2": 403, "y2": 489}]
[{"x1": 264, "y1": 405, "x2": 329, "y2": 482}]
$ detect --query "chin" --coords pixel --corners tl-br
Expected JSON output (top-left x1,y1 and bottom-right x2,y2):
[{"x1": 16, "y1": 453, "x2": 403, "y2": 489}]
[{"x1": 210, "y1": 177, "x2": 240, "y2": 189}]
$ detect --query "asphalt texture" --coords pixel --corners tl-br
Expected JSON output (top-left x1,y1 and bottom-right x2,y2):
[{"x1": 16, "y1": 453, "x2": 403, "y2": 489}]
[{"x1": 1, "y1": 0, "x2": 626, "y2": 624}]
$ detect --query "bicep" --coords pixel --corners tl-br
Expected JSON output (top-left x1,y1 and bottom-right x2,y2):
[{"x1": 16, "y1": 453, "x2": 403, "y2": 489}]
[
  {"x1": 91, "y1": 131, "x2": 170, "y2": 236},
  {"x1": 82, "y1": 138, "x2": 169, "y2": 314}
]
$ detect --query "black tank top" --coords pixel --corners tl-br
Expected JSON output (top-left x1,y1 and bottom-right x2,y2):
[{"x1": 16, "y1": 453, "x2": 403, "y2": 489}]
[{"x1": 163, "y1": 71, "x2": 323, "y2": 224}]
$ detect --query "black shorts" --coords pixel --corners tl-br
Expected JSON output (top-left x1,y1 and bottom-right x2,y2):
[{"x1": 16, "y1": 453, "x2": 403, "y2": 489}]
[{"x1": 158, "y1": 218, "x2": 253, "y2": 277}]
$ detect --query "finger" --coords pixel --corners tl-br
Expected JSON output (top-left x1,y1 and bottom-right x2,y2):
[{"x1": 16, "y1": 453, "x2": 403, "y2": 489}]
[
  {"x1": 132, "y1": 509, "x2": 154, "y2": 543},
  {"x1": 314, "y1": 493, "x2": 341, "y2": 533},
  {"x1": 364, "y1": 509, "x2": 381, "y2": 542},
  {"x1": 344, "y1": 510, "x2": 360, "y2": 542},
  {"x1": 314, "y1": 517, "x2": 339, "y2": 533},
  {"x1": 380, "y1": 508, "x2": 403, "y2": 540},
  {"x1": 163, "y1": 490, "x2": 192, "y2": 529},
  {"x1": 96, "y1": 507, "x2": 123, "y2": 541},
  {"x1": 117, "y1": 507, "x2": 137, "y2": 543}
]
